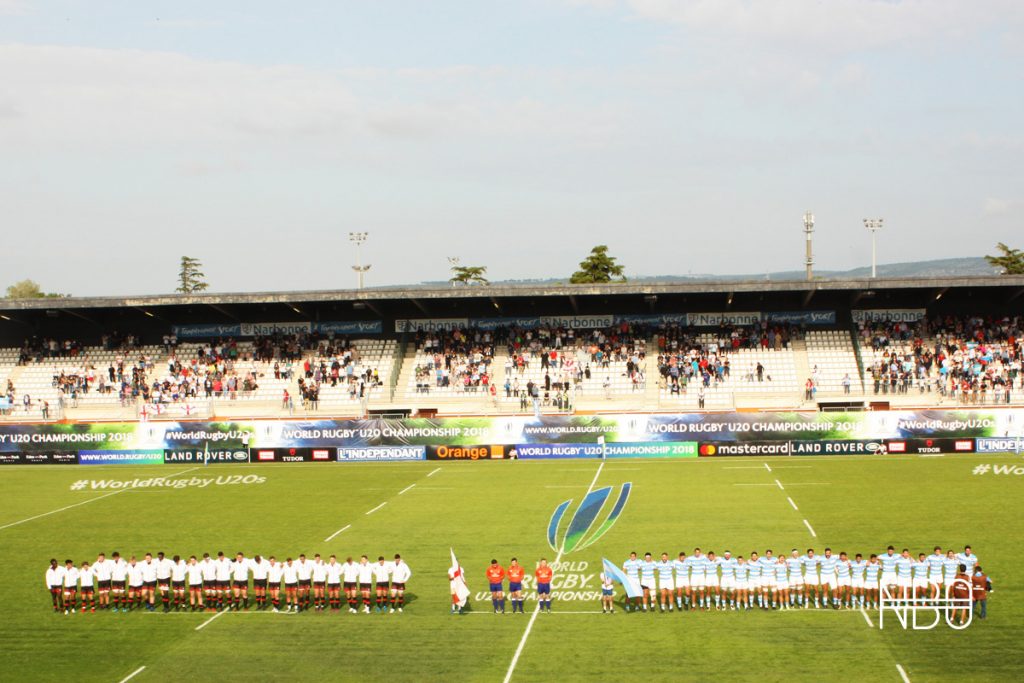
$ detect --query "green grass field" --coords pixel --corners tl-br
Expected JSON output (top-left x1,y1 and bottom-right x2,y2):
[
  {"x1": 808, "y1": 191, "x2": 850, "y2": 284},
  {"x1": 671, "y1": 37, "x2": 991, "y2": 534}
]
[{"x1": 1, "y1": 452, "x2": 1022, "y2": 682}]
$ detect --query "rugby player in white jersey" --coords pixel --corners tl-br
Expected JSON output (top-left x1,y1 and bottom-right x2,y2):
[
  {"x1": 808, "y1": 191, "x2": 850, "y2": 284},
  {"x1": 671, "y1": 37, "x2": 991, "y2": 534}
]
[
  {"x1": 773, "y1": 556, "x2": 789, "y2": 610},
  {"x1": 186, "y1": 556, "x2": 205, "y2": 611},
  {"x1": 879, "y1": 546, "x2": 899, "y2": 599},
  {"x1": 342, "y1": 556, "x2": 360, "y2": 612},
  {"x1": 759, "y1": 550, "x2": 776, "y2": 610},
  {"x1": 200, "y1": 553, "x2": 217, "y2": 609},
  {"x1": 78, "y1": 561, "x2": 96, "y2": 613},
  {"x1": 140, "y1": 553, "x2": 159, "y2": 611},
  {"x1": 942, "y1": 549, "x2": 959, "y2": 594},
  {"x1": 622, "y1": 552, "x2": 643, "y2": 612},
  {"x1": 372, "y1": 556, "x2": 392, "y2": 613},
  {"x1": 93, "y1": 552, "x2": 113, "y2": 610},
  {"x1": 61, "y1": 560, "x2": 79, "y2": 615},
  {"x1": 267, "y1": 557, "x2": 284, "y2": 612},
  {"x1": 926, "y1": 546, "x2": 945, "y2": 600},
  {"x1": 894, "y1": 548, "x2": 914, "y2": 601},
  {"x1": 655, "y1": 553, "x2": 674, "y2": 612},
  {"x1": 126, "y1": 556, "x2": 144, "y2": 611},
  {"x1": 251, "y1": 555, "x2": 270, "y2": 610},
  {"x1": 850, "y1": 553, "x2": 867, "y2": 609},
  {"x1": 282, "y1": 557, "x2": 299, "y2": 612},
  {"x1": 326, "y1": 555, "x2": 343, "y2": 611},
  {"x1": 719, "y1": 551, "x2": 737, "y2": 610},
  {"x1": 786, "y1": 550, "x2": 804, "y2": 608},
  {"x1": 46, "y1": 559, "x2": 65, "y2": 613},
  {"x1": 747, "y1": 552, "x2": 762, "y2": 609},
  {"x1": 312, "y1": 554, "x2": 328, "y2": 611},
  {"x1": 672, "y1": 552, "x2": 689, "y2": 610},
  {"x1": 638, "y1": 552, "x2": 656, "y2": 612},
  {"x1": 705, "y1": 551, "x2": 722, "y2": 610},
  {"x1": 390, "y1": 554, "x2": 411, "y2": 613},
  {"x1": 687, "y1": 548, "x2": 707, "y2": 611},
  {"x1": 171, "y1": 555, "x2": 187, "y2": 611},
  {"x1": 734, "y1": 556, "x2": 750, "y2": 609},
  {"x1": 215, "y1": 552, "x2": 233, "y2": 610},
  {"x1": 912, "y1": 552, "x2": 929, "y2": 601},
  {"x1": 230, "y1": 552, "x2": 250, "y2": 611},
  {"x1": 156, "y1": 551, "x2": 175, "y2": 612},
  {"x1": 296, "y1": 554, "x2": 313, "y2": 612},
  {"x1": 957, "y1": 545, "x2": 979, "y2": 575},
  {"x1": 357, "y1": 555, "x2": 374, "y2": 613},
  {"x1": 818, "y1": 548, "x2": 837, "y2": 608},
  {"x1": 864, "y1": 555, "x2": 881, "y2": 609},
  {"x1": 802, "y1": 548, "x2": 820, "y2": 608},
  {"x1": 110, "y1": 552, "x2": 128, "y2": 612},
  {"x1": 835, "y1": 552, "x2": 852, "y2": 609}
]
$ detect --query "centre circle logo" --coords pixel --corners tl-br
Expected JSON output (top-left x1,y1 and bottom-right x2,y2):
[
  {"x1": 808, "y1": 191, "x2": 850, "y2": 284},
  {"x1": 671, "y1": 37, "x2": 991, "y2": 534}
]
[{"x1": 547, "y1": 483, "x2": 632, "y2": 554}]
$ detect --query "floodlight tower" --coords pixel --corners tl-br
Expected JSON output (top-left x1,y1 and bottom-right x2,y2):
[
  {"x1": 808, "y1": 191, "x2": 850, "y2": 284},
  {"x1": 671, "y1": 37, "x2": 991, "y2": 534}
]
[
  {"x1": 863, "y1": 219, "x2": 884, "y2": 278},
  {"x1": 350, "y1": 232, "x2": 370, "y2": 289},
  {"x1": 447, "y1": 256, "x2": 460, "y2": 288},
  {"x1": 803, "y1": 211, "x2": 815, "y2": 280}
]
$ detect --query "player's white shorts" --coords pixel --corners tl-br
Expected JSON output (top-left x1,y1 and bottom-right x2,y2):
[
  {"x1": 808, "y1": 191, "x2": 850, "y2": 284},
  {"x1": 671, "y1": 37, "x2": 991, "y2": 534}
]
[
  {"x1": 837, "y1": 577, "x2": 851, "y2": 588},
  {"x1": 943, "y1": 576, "x2": 955, "y2": 587},
  {"x1": 897, "y1": 576, "x2": 912, "y2": 589},
  {"x1": 658, "y1": 578, "x2": 674, "y2": 592},
  {"x1": 852, "y1": 577, "x2": 865, "y2": 589},
  {"x1": 789, "y1": 576, "x2": 804, "y2": 588},
  {"x1": 820, "y1": 572, "x2": 835, "y2": 586},
  {"x1": 804, "y1": 574, "x2": 820, "y2": 586},
  {"x1": 928, "y1": 575, "x2": 942, "y2": 587},
  {"x1": 705, "y1": 575, "x2": 720, "y2": 588},
  {"x1": 761, "y1": 576, "x2": 775, "y2": 589},
  {"x1": 735, "y1": 578, "x2": 748, "y2": 590},
  {"x1": 881, "y1": 572, "x2": 897, "y2": 585},
  {"x1": 675, "y1": 576, "x2": 690, "y2": 589},
  {"x1": 912, "y1": 577, "x2": 927, "y2": 590},
  {"x1": 721, "y1": 576, "x2": 735, "y2": 590},
  {"x1": 691, "y1": 575, "x2": 706, "y2": 588},
  {"x1": 775, "y1": 579, "x2": 789, "y2": 590}
]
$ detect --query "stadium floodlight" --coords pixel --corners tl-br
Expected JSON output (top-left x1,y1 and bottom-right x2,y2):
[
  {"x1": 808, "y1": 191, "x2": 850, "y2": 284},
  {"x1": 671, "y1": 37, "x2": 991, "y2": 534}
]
[
  {"x1": 349, "y1": 232, "x2": 371, "y2": 289},
  {"x1": 863, "y1": 218, "x2": 884, "y2": 278},
  {"x1": 803, "y1": 211, "x2": 814, "y2": 280}
]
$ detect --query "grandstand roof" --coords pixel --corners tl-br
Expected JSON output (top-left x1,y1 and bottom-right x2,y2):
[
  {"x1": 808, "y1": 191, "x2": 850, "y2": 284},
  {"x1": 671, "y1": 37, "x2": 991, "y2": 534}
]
[{"x1": 1, "y1": 275, "x2": 1022, "y2": 342}]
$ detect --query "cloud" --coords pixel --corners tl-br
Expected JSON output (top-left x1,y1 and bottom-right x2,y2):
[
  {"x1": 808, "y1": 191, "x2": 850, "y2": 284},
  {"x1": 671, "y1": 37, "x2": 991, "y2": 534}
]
[
  {"x1": 982, "y1": 197, "x2": 1019, "y2": 216},
  {"x1": 0, "y1": 0, "x2": 29, "y2": 16}
]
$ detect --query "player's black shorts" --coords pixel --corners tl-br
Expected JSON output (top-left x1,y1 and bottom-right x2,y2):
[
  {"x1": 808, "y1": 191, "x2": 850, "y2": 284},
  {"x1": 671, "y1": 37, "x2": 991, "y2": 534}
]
[
  {"x1": 375, "y1": 582, "x2": 389, "y2": 591},
  {"x1": 327, "y1": 582, "x2": 341, "y2": 589},
  {"x1": 98, "y1": 580, "x2": 112, "y2": 591},
  {"x1": 358, "y1": 583, "x2": 371, "y2": 591},
  {"x1": 343, "y1": 582, "x2": 357, "y2": 590},
  {"x1": 313, "y1": 581, "x2": 326, "y2": 589},
  {"x1": 233, "y1": 580, "x2": 248, "y2": 588},
  {"x1": 158, "y1": 579, "x2": 170, "y2": 588},
  {"x1": 391, "y1": 582, "x2": 405, "y2": 591},
  {"x1": 253, "y1": 579, "x2": 268, "y2": 589},
  {"x1": 217, "y1": 580, "x2": 230, "y2": 590},
  {"x1": 172, "y1": 581, "x2": 185, "y2": 590},
  {"x1": 144, "y1": 581, "x2": 157, "y2": 589},
  {"x1": 49, "y1": 585, "x2": 62, "y2": 592},
  {"x1": 130, "y1": 584, "x2": 144, "y2": 592},
  {"x1": 203, "y1": 579, "x2": 216, "y2": 590},
  {"x1": 298, "y1": 579, "x2": 312, "y2": 588},
  {"x1": 114, "y1": 580, "x2": 127, "y2": 591},
  {"x1": 63, "y1": 586, "x2": 77, "y2": 594},
  {"x1": 81, "y1": 588, "x2": 94, "y2": 595},
  {"x1": 189, "y1": 583, "x2": 203, "y2": 591},
  {"x1": 285, "y1": 582, "x2": 298, "y2": 589}
]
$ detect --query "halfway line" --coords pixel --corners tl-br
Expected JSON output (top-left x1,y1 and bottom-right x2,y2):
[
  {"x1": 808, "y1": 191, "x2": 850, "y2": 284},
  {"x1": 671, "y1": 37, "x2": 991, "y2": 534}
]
[
  {"x1": 366, "y1": 502, "x2": 387, "y2": 515},
  {"x1": 896, "y1": 664, "x2": 911, "y2": 683},
  {"x1": 427, "y1": 467, "x2": 441, "y2": 477},
  {"x1": 398, "y1": 484, "x2": 416, "y2": 495},
  {"x1": 324, "y1": 524, "x2": 351, "y2": 543},
  {"x1": 787, "y1": 496, "x2": 798, "y2": 511},
  {"x1": 118, "y1": 666, "x2": 146, "y2": 683},
  {"x1": 195, "y1": 610, "x2": 226, "y2": 631},
  {"x1": 503, "y1": 461, "x2": 605, "y2": 683},
  {"x1": 775, "y1": 479, "x2": 785, "y2": 490},
  {"x1": 0, "y1": 490, "x2": 126, "y2": 532},
  {"x1": 803, "y1": 519, "x2": 817, "y2": 538},
  {"x1": 764, "y1": 462, "x2": 773, "y2": 472}
]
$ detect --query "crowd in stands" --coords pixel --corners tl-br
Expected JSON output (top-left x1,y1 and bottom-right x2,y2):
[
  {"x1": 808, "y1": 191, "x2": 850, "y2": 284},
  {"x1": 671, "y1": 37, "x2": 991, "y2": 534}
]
[{"x1": 860, "y1": 315, "x2": 1023, "y2": 403}]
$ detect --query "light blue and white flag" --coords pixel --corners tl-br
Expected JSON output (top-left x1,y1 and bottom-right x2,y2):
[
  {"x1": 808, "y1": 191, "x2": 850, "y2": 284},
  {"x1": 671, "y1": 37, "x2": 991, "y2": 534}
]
[{"x1": 602, "y1": 558, "x2": 642, "y2": 599}]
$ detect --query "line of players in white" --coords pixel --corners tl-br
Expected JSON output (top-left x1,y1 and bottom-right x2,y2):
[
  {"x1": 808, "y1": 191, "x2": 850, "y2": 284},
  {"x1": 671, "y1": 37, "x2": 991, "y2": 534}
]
[
  {"x1": 619, "y1": 545, "x2": 979, "y2": 611},
  {"x1": 45, "y1": 551, "x2": 412, "y2": 615}
]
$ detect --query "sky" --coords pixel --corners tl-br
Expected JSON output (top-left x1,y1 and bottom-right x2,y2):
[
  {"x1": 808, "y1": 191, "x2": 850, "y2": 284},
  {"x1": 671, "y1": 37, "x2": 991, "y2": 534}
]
[{"x1": 2, "y1": 0, "x2": 1022, "y2": 296}]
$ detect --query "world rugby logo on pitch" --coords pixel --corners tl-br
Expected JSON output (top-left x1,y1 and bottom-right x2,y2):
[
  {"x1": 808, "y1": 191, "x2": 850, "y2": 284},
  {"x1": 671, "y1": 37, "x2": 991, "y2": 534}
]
[{"x1": 547, "y1": 483, "x2": 632, "y2": 554}]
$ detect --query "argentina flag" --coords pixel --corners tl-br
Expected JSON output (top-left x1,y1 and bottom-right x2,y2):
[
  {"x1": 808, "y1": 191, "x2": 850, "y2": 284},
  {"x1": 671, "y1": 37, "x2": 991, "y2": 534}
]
[{"x1": 602, "y1": 558, "x2": 642, "y2": 599}]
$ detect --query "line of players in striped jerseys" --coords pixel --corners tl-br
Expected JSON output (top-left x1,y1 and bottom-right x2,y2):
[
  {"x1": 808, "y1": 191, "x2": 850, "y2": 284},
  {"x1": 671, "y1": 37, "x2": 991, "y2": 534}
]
[
  {"x1": 44, "y1": 551, "x2": 411, "y2": 615},
  {"x1": 621, "y1": 545, "x2": 979, "y2": 612}
]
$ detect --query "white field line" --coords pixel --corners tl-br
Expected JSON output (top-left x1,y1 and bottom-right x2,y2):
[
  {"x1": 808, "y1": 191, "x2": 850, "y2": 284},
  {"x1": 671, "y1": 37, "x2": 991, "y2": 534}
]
[
  {"x1": 323, "y1": 524, "x2": 351, "y2": 543},
  {"x1": 195, "y1": 609, "x2": 226, "y2": 631},
  {"x1": 503, "y1": 461, "x2": 605, "y2": 683},
  {"x1": 365, "y1": 502, "x2": 387, "y2": 515},
  {"x1": 785, "y1": 483, "x2": 832, "y2": 486},
  {"x1": 118, "y1": 666, "x2": 146, "y2": 683},
  {"x1": 803, "y1": 519, "x2": 817, "y2": 538},
  {"x1": 860, "y1": 608, "x2": 874, "y2": 628},
  {"x1": 398, "y1": 483, "x2": 416, "y2": 495},
  {"x1": 896, "y1": 664, "x2": 911, "y2": 683},
  {"x1": 0, "y1": 490, "x2": 126, "y2": 531},
  {"x1": 427, "y1": 467, "x2": 442, "y2": 477},
  {"x1": 723, "y1": 466, "x2": 765, "y2": 470},
  {"x1": 764, "y1": 462, "x2": 773, "y2": 472},
  {"x1": 787, "y1": 497, "x2": 799, "y2": 511},
  {"x1": 732, "y1": 483, "x2": 776, "y2": 487},
  {"x1": 775, "y1": 479, "x2": 785, "y2": 490},
  {"x1": 465, "y1": 610, "x2": 603, "y2": 615}
]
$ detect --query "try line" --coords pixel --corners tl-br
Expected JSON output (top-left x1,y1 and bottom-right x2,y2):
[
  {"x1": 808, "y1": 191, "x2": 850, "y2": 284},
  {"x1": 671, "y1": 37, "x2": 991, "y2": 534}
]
[{"x1": 503, "y1": 460, "x2": 605, "y2": 683}]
